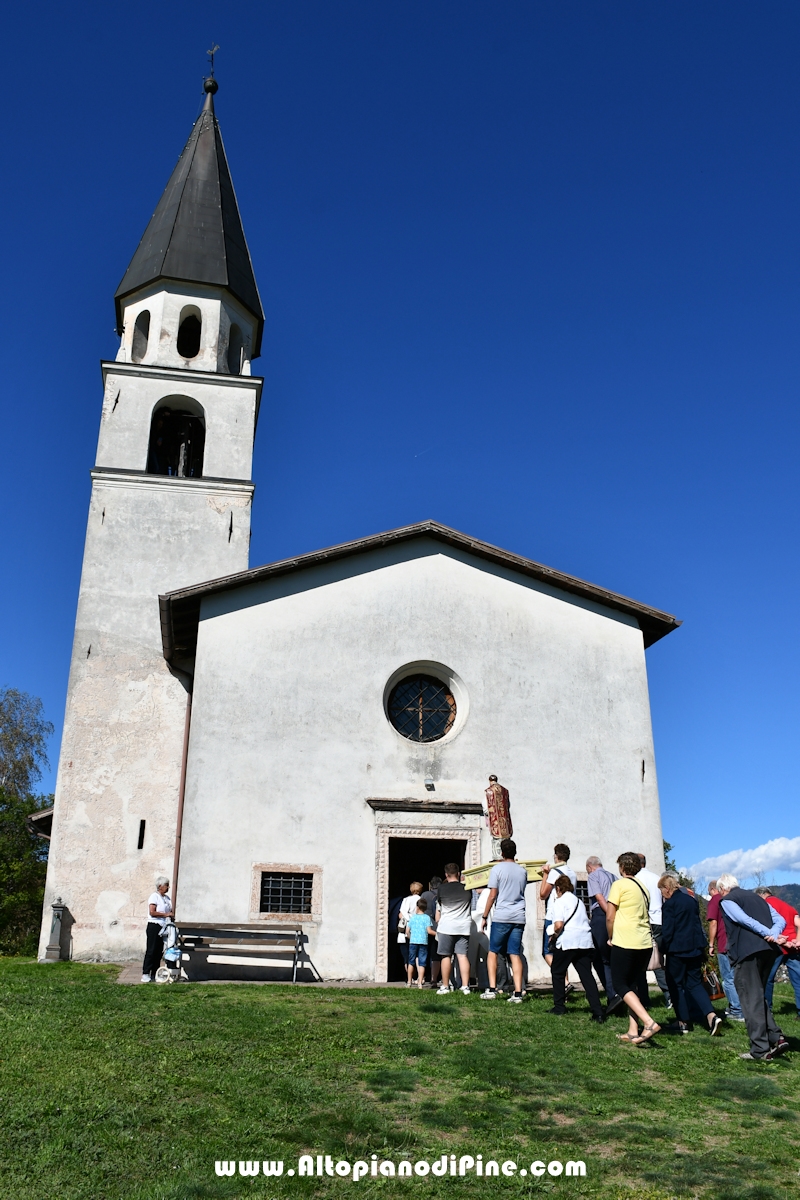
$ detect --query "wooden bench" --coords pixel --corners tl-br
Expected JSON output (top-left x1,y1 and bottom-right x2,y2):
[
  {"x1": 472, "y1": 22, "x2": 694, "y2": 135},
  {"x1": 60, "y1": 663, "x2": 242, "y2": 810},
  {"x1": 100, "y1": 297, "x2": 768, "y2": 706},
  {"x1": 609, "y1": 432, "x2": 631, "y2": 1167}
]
[{"x1": 176, "y1": 924, "x2": 321, "y2": 983}]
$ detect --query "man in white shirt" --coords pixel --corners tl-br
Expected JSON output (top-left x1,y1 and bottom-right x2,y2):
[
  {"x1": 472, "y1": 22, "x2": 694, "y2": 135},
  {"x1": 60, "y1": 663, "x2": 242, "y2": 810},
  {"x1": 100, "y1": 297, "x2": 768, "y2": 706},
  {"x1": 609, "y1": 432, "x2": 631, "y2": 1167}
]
[
  {"x1": 547, "y1": 874, "x2": 604, "y2": 1021},
  {"x1": 539, "y1": 844, "x2": 578, "y2": 966},
  {"x1": 470, "y1": 887, "x2": 491, "y2": 990},
  {"x1": 636, "y1": 852, "x2": 671, "y2": 1006}
]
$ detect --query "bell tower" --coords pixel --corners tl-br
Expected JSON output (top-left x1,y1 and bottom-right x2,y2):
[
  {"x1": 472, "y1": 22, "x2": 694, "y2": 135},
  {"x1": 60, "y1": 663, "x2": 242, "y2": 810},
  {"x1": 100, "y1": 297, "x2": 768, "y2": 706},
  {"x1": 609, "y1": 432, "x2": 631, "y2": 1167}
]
[{"x1": 40, "y1": 78, "x2": 264, "y2": 962}]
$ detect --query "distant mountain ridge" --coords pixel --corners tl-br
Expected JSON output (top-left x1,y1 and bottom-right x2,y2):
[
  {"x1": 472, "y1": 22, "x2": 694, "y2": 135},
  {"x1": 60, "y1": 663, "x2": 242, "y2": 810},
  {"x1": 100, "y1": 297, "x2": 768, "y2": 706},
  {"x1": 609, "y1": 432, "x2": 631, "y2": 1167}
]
[{"x1": 771, "y1": 884, "x2": 800, "y2": 909}]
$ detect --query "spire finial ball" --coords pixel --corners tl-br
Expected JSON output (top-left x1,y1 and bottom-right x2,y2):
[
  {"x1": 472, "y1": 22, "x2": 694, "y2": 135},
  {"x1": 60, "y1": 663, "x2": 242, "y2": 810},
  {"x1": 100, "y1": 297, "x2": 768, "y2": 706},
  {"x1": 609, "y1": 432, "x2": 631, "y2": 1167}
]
[{"x1": 203, "y1": 76, "x2": 219, "y2": 95}]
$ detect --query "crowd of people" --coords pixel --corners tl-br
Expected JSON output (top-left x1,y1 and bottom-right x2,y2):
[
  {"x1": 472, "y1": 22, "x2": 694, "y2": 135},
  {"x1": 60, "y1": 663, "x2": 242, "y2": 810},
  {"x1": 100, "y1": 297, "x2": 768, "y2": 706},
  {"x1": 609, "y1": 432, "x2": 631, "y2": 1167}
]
[
  {"x1": 394, "y1": 839, "x2": 800, "y2": 1061},
  {"x1": 142, "y1": 843, "x2": 799, "y2": 1063}
]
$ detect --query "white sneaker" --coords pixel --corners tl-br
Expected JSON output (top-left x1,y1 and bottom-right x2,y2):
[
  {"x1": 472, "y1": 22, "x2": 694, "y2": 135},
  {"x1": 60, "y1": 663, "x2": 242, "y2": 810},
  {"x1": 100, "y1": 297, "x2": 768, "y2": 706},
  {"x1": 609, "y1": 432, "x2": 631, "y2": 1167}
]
[
  {"x1": 480, "y1": 989, "x2": 498, "y2": 1000},
  {"x1": 140, "y1": 974, "x2": 152, "y2": 984},
  {"x1": 460, "y1": 986, "x2": 471, "y2": 995},
  {"x1": 507, "y1": 993, "x2": 524, "y2": 1003},
  {"x1": 436, "y1": 986, "x2": 451, "y2": 995}
]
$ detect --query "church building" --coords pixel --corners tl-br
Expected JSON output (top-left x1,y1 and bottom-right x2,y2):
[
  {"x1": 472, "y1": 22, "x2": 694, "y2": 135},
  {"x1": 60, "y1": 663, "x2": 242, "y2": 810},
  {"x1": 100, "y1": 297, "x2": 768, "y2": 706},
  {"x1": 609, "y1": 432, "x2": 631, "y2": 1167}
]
[{"x1": 39, "y1": 78, "x2": 679, "y2": 982}]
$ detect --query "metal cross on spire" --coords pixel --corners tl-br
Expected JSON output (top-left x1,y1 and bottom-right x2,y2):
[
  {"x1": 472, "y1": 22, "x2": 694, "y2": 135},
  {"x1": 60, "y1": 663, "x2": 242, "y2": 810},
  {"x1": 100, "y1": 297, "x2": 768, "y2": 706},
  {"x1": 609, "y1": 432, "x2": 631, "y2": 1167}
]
[{"x1": 206, "y1": 43, "x2": 220, "y2": 77}]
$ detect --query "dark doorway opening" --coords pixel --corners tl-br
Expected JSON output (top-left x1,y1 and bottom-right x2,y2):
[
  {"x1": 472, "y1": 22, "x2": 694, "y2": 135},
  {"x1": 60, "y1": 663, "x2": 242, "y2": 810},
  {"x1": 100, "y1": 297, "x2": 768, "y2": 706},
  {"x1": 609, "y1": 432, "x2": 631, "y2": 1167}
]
[{"x1": 387, "y1": 836, "x2": 467, "y2": 982}]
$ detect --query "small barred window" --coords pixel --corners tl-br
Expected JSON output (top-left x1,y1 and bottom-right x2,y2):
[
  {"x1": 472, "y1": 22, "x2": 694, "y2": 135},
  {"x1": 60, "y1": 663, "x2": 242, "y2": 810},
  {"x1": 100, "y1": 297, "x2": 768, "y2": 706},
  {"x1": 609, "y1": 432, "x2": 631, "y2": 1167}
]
[
  {"x1": 259, "y1": 871, "x2": 313, "y2": 915},
  {"x1": 387, "y1": 674, "x2": 456, "y2": 743},
  {"x1": 575, "y1": 879, "x2": 591, "y2": 917}
]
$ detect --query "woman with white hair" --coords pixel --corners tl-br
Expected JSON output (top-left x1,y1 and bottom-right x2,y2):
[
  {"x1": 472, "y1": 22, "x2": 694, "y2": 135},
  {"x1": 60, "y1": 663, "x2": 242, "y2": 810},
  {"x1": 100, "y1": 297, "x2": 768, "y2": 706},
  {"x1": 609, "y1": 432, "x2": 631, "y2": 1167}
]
[{"x1": 141, "y1": 876, "x2": 173, "y2": 984}]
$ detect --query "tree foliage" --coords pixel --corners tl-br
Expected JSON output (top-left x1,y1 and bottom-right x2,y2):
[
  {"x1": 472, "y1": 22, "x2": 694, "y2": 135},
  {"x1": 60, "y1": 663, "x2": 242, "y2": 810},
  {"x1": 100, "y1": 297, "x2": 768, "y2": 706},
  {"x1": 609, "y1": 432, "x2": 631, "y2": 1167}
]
[
  {"x1": 0, "y1": 687, "x2": 54, "y2": 954},
  {"x1": 663, "y1": 839, "x2": 694, "y2": 889},
  {"x1": 0, "y1": 788, "x2": 50, "y2": 955},
  {"x1": 0, "y1": 687, "x2": 54, "y2": 797}
]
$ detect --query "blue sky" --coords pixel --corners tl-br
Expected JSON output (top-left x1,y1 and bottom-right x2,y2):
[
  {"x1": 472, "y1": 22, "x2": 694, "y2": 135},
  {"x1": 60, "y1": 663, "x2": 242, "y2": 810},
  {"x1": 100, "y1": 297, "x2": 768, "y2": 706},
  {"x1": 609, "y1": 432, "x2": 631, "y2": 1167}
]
[{"x1": 1, "y1": 2, "x2": 798, "y2": 881}]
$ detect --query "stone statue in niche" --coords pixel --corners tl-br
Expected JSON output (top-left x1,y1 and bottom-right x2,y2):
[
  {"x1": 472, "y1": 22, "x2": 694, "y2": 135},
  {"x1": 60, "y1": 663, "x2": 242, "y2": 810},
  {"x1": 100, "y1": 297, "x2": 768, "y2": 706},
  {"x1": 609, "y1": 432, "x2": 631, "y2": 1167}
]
[{"x1": 485, "y1": 775, "x2": 513, "y2": 859}]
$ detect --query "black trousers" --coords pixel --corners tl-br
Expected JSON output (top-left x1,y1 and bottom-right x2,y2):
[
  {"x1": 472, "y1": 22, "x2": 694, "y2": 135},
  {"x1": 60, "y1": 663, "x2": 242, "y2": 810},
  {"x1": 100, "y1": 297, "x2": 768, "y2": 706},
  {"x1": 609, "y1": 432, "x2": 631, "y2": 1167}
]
[
  {"x1": 551, "y1": 947, "x2": 603, "y2": 1017},
  {"x1": 590, "y1": 908, "x2": 616, "y2": 999},
  {"x1": 733, "y1": 949, "x2": 783, "y2": 1059},
  {"x1": 610, "y1": 945, "x2": 651, "y2": 1009},
  {"x1": 142, "y1": 923, "x2": 163, "y2": 977},
  {"x1": 666, "y1": 953, "x2": 713, "y2": 1025},
  {"x1": 649, "y1": 924, "x2": 670, "y2": 997}
]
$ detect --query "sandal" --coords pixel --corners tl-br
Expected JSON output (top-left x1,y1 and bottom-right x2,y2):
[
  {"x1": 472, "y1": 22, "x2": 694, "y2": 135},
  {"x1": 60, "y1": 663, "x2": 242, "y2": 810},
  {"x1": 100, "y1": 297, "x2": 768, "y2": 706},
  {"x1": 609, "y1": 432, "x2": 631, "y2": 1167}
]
[
  {"x1": 616, "y1": 1033, "x2": 637, "y2": 1042},
  {"x1": 632, "y1": 1022, "x2": 661, "y2": 1045}
]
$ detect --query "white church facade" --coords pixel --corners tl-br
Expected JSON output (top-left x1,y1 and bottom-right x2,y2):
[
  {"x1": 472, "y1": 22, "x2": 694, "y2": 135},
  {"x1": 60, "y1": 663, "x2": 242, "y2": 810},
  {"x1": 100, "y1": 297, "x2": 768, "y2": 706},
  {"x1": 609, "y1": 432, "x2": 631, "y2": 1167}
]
[{"x1": 40, "y1": 78, "x2": 679, "y2": 982}]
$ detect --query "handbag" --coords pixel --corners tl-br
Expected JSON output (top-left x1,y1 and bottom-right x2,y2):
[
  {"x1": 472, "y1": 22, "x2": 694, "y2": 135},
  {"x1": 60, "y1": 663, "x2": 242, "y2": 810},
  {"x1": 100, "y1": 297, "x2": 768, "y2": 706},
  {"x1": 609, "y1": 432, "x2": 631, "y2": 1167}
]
[
  {"x1": 548, "y1": 896, "x2": 578, "y2": 953},
  {"x1": 647, "y1": 941, "x2": 663, "y2": 971},
  {"x1": 702, "y1": 964, "x2": 725, "y2": 1001}
]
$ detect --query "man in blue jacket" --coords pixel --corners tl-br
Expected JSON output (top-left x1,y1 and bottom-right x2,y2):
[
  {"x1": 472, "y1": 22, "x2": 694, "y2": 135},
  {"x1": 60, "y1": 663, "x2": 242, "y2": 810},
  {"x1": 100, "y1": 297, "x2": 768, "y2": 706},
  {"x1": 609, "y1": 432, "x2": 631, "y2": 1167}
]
[{"x1": 717, "y1": 874, "x2": 789, "y2": 1061}]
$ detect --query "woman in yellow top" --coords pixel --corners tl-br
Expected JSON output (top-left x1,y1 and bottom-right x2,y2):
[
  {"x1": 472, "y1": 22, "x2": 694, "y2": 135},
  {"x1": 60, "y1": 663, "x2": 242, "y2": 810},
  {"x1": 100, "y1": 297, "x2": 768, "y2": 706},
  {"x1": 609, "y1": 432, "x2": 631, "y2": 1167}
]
[{"x1": 606, "y1": 851, "x2": 659, "y2": 1045}]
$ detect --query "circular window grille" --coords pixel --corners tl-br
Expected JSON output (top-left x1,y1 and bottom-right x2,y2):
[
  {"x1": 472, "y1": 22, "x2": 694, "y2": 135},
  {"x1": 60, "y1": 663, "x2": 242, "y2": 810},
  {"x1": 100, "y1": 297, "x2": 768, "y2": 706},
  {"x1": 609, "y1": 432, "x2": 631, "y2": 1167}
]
[{"x1": 387, "y1": 674, "x2": 457, "y2": 743}]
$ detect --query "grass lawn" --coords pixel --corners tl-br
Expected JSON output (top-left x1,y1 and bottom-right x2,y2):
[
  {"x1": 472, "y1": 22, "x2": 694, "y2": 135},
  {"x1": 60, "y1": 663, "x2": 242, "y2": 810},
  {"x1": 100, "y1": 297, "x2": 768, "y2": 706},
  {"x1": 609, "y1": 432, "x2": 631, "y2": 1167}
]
[{"x1": 1, "y1": 960, "x2": 799, "y2": 1200}]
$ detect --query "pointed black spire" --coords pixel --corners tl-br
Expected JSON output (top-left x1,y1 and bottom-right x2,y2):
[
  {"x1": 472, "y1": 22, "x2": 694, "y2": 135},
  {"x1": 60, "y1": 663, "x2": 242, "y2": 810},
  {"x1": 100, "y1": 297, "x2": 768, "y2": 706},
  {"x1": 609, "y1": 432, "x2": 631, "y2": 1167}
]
[{"x1": 115, "y1": 79, "x2": 264, "y2": 355}]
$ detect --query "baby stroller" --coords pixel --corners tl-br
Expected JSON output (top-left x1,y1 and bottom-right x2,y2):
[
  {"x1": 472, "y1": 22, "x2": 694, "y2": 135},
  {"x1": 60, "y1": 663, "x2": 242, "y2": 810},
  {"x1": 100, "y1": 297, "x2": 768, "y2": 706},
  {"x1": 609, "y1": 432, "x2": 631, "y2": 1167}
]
[{"x1": 154, "y1": 919, "x2": 182, "y2": 983}]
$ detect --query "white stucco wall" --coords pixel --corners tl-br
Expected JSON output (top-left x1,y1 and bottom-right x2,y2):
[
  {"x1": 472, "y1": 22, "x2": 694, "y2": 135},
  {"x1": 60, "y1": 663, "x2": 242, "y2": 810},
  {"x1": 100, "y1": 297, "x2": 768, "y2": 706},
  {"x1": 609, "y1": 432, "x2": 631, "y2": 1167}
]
[
  {"x1": 116, "y1": 282, "x2": 257, "y2": 376},
  {"x1": 40, "y1": 336, "x2": 259, "y2": 962},
  {"x1": 96, "y1": 362, "x2": 260, "y2": 482},
  {"x1": 177, "y1": 539, "x2": 665, "y2": 982}
]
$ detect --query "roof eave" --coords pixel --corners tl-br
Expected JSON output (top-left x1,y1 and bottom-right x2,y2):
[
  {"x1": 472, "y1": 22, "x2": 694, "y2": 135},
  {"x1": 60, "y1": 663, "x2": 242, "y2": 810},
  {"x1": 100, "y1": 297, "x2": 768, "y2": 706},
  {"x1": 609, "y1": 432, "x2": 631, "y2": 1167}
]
[{"x1": 158, "y1": 520, "x2": 681, "y2": 662}]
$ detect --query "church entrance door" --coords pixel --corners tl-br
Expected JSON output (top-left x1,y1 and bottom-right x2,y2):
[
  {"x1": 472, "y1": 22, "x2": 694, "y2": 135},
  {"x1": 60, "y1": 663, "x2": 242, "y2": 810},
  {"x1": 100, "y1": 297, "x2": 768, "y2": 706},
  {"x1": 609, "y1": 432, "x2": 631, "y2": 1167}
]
[{"x1": 387, "y1": 836, "x2": 468, "y2": 982}]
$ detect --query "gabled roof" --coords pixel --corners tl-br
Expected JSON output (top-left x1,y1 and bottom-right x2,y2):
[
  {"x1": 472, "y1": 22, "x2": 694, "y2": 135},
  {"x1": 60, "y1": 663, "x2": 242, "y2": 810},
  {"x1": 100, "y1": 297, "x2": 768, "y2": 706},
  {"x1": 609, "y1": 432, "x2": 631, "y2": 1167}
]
[
  {"x1": 115, "y1": 84, "x2": 264, "y2": 354},
  {"x1": 159, "y1": 520, "x2": 680, "y2": 662}
]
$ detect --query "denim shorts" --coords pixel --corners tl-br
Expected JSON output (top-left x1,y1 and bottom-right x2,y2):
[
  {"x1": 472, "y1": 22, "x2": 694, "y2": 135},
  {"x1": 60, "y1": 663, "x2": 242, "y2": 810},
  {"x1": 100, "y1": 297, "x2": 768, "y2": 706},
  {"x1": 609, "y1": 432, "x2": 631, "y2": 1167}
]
[
  {"x1": 489, "y1": 922, "x2": 524, "y2": 957},
  {"x1": 408, "y1": 943, "x2": 429, "y2": 967}
]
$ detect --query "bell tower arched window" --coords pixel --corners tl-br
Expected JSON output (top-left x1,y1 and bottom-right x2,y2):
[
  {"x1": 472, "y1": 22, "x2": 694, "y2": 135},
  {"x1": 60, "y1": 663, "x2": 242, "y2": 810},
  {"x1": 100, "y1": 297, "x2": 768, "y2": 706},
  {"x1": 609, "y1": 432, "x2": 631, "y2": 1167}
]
[
  {"x1": 131, "y1": 310, "x2": 150, "y2": 363},
  {"x1": 177, "y1": 306, "x2": 202, "y2": 359},
  {"x1": 147, "y1": 399, "x2": 205, "y2": 478},
  {"x1": 227, "y1": 324, "x2": 244, "y2": 375}
]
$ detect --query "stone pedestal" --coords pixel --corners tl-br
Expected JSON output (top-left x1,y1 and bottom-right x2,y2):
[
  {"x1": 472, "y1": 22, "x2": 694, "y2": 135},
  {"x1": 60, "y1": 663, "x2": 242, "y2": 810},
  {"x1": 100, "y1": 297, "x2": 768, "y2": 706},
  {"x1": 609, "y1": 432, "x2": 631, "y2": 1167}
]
[{"x1": 44, "y1": 899, "x2": 66, "y2": 962}]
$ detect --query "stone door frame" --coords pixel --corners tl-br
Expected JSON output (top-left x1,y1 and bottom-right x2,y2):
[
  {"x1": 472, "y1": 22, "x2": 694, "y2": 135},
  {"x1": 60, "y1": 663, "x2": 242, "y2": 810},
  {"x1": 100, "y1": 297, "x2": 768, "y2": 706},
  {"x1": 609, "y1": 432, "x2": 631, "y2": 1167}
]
[{"x1": 375, "y1": 822, "x2": 482, "y2": 983}]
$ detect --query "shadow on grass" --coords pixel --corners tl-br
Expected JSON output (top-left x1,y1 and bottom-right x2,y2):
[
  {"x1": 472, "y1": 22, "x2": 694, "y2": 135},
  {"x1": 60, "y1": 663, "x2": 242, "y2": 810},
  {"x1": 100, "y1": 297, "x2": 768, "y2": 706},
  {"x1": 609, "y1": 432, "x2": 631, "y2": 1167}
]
[
  {"x1": 417, "y1": 1002, "x2": 458, "y2": 1016},
  {"x1": 402, "y1": 1040, "x2": 432, "y2": 1056},
  {"x1": 364, "y1": 1067, "x2": 419, "y2": 1102},
  {"x1": 640, "y1": 1149, "x2": 764, "y2": 1193},
  {"x1": 705, "y1": 1076, "x2": 781, "y2": 1101}
]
